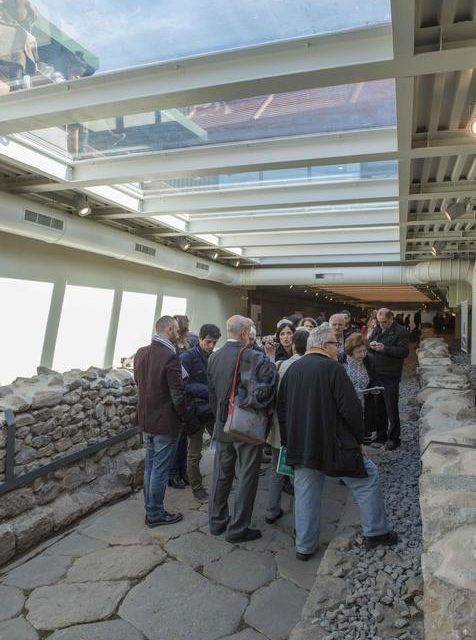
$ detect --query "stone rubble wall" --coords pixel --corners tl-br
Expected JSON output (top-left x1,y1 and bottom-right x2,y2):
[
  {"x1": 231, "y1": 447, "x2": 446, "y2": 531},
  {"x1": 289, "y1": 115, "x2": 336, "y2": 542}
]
[
  {"x1": 416, "y1": 337, "x2": 476, "y2": 640},
  {"x1": 0, "y1": 366, "x2": 144, "y2": 567}
]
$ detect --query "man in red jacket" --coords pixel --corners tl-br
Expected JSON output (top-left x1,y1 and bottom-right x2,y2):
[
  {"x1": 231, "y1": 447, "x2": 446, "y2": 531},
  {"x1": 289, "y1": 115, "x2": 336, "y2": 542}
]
[{"x1": 134, "y1": 316, "x2": 187, "y2": 527}]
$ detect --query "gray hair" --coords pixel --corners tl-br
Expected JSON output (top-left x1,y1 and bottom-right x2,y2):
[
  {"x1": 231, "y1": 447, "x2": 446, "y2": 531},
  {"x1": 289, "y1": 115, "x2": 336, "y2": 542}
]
[
  {"x1": 155, "y1": 315, "x2": 177, "y2": 333},
  {"x1": 307, "y1": 325, "x2": 333, "y2": 349},
  {"x1": 226, "y1": 315, "x2": 252, "y2": 338}
]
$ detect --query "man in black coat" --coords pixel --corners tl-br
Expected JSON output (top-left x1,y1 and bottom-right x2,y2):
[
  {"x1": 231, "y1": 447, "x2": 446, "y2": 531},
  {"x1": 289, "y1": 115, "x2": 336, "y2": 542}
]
[
  {"x1": 278, "y1": 325, "x2": 396, "y2": 560},
  {"x1": 369, "y1": 308, "x2": 410, "y2": 450}
]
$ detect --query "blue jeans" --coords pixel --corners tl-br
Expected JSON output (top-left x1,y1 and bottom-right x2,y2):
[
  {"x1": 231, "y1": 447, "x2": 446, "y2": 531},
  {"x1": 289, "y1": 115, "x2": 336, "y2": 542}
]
[
  {"x1": 294, "y1": 458, "x2": 389, "y2": 554},
  {"x1": 143, "y1": 433, "x2": 179, "y2": 520}
]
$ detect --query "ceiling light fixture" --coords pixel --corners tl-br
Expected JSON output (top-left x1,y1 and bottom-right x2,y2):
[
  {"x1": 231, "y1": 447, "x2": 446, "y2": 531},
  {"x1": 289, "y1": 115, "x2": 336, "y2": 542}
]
[
  {"x1": 289, "y1": 285, "x2": 294, "y2": 289},
  {"x1": 212, "y1": 252, "x2": 219, "y2": 261},
  {"x1": 234, "y1": 260, "x2": 240, "y2": 268},
  {"x1": 431, "y1": 240, "x2": 447, "y2": 256},
  {"x1": 467, "y1": 117, "x2": 476, "y2": 138},
  {"x1": 177, "y1": 238, "x2": 191, "y2": 251},
  {"x1": 74, "y1": 194, "x2": 92, "y2": 217},
  {"x1": 443, "y1": 200, "x2": 467, "y2": 221}
]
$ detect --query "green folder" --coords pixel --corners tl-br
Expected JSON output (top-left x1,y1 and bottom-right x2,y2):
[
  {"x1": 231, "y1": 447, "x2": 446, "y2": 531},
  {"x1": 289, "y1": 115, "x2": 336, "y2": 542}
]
[{"x1": 276, "y1": 446, "x2": 294, "y2": 477}]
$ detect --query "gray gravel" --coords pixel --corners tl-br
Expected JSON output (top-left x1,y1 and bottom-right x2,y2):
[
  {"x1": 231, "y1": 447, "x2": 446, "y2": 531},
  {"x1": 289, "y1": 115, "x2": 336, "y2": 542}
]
[{"x1": 310, "y1": 364, "x2": 425, "y2": 640}]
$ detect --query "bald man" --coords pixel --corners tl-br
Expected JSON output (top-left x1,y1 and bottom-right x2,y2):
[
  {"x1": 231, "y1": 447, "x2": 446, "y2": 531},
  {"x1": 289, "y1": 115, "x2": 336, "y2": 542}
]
[
  {"x1": 207, "y1": 315, "x2": 264, "y2": 542},
  {"x1": 369, "y1": 308, "x2": 409, "y2": 450}
]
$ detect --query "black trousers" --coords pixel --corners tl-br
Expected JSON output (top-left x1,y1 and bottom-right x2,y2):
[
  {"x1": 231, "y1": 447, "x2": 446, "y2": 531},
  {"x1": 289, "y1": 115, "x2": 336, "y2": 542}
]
[{"x1": 379, "y1": 374, "x2": 402, "y2": 442}]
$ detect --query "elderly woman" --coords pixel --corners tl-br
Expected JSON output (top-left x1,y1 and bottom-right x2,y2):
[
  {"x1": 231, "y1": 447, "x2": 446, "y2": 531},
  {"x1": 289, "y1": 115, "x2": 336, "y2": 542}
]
[{"x1": 341, "y1": 333, "x2": 384, "y2": 444}]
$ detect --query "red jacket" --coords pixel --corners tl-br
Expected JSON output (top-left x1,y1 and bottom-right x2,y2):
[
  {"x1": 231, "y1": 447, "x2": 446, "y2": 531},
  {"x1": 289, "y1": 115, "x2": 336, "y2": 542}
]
[{"x1": 134, "y1": 341, "x2": 186, "y2": 436}]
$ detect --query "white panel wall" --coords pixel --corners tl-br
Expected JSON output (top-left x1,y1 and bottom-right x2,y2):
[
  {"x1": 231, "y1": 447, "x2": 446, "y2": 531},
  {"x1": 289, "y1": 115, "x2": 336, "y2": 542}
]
[{"x1": 0, "y1": 232, "x2": 246, "y2": 384}]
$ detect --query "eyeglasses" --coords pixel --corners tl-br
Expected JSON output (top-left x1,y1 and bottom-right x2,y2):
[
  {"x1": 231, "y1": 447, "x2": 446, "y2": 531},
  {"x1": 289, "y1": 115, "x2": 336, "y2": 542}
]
[{"x1": 324, "y1": 341, "x2": 339, "y2": 346}]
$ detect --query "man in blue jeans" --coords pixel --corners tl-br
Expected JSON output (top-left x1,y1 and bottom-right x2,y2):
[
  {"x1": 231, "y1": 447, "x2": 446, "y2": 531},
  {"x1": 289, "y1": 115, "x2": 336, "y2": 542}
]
[
  {"x1": 134, "y1": 316, "x2": 187, "y2": 527},
  {"x1": 277, "y1": 326, "x2": 397, "y2": 560}
]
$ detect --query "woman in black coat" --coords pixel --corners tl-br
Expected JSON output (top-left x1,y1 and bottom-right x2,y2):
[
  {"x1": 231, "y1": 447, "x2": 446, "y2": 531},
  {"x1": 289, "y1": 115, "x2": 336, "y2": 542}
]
[
  {"x1": 274, "y1": 320, "x2": 296, "y2": 362},
  {"x1": 340, "y1": 333, "x2": 386, "y2": 444}
]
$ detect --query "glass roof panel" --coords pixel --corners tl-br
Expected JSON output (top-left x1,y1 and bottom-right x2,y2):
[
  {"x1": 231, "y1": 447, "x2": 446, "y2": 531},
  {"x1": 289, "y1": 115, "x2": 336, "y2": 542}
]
[
  {"x1": 143, "y1": 161, "x2": 398, "y2": 194},
  {"x1": 24, "y1": 79, "x2": 396, "y2": 159},
  {"x1": 0, "y1": 1, "x2": 390, "y2": 94}
]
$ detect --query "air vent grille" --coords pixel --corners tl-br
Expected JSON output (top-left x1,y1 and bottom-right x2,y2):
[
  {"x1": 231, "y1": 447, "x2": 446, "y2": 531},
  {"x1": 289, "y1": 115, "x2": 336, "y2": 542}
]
[
  {"x1": 315, "y1": 273, "x2": 343, "y2": 280},
  {"x1": 24, "y1": 209, "x2": 64, "y2": 231},
  {"x1": 135, "y1": 243, "x2": 156, "y2": 257},
  {"x1": 196, "y1": 261, "x2": 210, "y2": 271}
]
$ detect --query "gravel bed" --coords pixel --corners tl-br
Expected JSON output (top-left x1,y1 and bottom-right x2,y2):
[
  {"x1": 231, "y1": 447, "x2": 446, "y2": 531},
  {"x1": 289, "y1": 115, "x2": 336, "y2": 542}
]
[{"x1": 314, "y1": 370, "x2": 425, "y2": 640}]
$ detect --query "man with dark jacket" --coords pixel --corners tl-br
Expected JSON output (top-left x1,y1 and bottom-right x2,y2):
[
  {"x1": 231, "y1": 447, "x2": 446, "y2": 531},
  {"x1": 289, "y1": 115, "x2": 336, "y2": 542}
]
[
  {"x1": 369, "y1": 308, "x2": 410, "y2": 450},
  {"x1": 278, "y1": 326, "x2": 396, "y2": 560},
  {"x1": 134, "y1": 316, "x2": 187, "y2": 527},
  {"x1": 207, "y1": 315, "x2": 268, "y2": 543},
  {"x1": 180, "y1": 323, "x2": 221, "y2": 503}
]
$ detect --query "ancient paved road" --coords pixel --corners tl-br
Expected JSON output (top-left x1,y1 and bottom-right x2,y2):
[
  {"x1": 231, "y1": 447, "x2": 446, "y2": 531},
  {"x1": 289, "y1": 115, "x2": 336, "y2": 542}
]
[{"x1": 0, "y1": 446, "x2": 349, "y2": 640}]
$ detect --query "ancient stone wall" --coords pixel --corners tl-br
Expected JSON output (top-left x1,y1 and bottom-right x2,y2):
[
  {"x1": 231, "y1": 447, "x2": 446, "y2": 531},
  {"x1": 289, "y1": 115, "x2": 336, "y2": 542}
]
[
  {"x1": 0, "y1": 367, "x2": 144, "y2": 567},
  {"x1": 416, "y1": 337, "x2": 476, "y2": 640}
]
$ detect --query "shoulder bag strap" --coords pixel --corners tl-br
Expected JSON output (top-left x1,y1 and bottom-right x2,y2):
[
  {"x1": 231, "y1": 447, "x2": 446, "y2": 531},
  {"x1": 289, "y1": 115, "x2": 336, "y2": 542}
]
[{"x1": 228, "y1": 346, "x2": 247, "y2": 410}]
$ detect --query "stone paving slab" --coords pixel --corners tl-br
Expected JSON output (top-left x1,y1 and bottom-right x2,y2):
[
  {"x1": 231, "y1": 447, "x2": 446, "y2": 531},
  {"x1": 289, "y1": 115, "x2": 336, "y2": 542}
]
[
  {"x1": 66, "y1": 544, "x2": 165, "y2": 582},
  {"x1": 165, "y1": 531, "x2": 233, "y2": 568},
  {"x1": 0, "y1": 585, "x2": 25, "y2": 622},
  {"x1": 48, "y1": 619, "x2": 145, "y2": 640},
  {"x1": 203, "y1": 549, "x2": 276, "y2": 593},
  {"x1": 3, "y1": 554, "x2": 72, "y2": 590},
  {"x1": 275, "y1": 547, "x2": 326, "y2": 590},
  {"x1": 26, "y1": 580, "x2": 130, "y2": 630},
  {"x1": 45, "y1": 533, "x2": 110, "y2": 557},
  {"x1": 119, "y1": 562, "x2": 248, "y2": 640},
  {"x1": 0, "y1": 616, "x2": 38, "y2": 640},
  {"x1": 244, "y1": 578, "x2": 308, "y2": 640},
  {"x1": 148, "y1": 510, "x2": 209, "y2": 543},
  {"x1": 221, "y1": 629, "x2": 269, "y2": 640}
]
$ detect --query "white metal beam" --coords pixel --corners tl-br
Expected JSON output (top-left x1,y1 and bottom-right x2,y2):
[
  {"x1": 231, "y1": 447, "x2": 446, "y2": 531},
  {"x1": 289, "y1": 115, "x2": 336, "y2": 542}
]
[
  {"x1": 255, "y1": 253, "x2": 402, "y2": 265},
  {"x1": 240, "y1": 241, "x2": 400, "y2": 258},
  {"x1": 0, "y1": 26, "x2": 395, "y2": 135},
  {"x1": 187, "y1": 208, "x2": 399, "y2": 235},
  {"x1": 215, "y1": 227, "x2": 399, "y2": 248},
  {"x1": 10, "y1": 128, "x2": 397, "y2": 192},
  {"x1": 0, "y1": 135, "x2": 70, "y2": 182}
]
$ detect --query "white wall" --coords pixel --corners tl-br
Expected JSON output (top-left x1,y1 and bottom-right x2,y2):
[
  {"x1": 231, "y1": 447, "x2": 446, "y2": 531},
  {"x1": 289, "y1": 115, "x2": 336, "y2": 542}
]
[{"x1": 0, "y1": 232, "x2": 246, "y2": 385}]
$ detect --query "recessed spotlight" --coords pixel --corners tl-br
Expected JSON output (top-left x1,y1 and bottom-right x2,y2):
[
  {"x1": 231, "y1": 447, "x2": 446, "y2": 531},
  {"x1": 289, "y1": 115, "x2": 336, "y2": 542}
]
[
  {"x1": 443, "y1": 201, "x2": 467, "y2": 221},
  {"x1": 234, "y1": 260, "x2": 240, "y2": 267},
  {"x1": 74, "y1": 194, "x2": 91, "y2": 216},
  {"x1": 177, "y1": 238, "x2": 191, "y2": 251},
  {"x1": 212, "y1": 252, "x2": 219, "y2": 260},
  {"x1": 289, "y1": 285, "x2": 294, "y2": 289}
]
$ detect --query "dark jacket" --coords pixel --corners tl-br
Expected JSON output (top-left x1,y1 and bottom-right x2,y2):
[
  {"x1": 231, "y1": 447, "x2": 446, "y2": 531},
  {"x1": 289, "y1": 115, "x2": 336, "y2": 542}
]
[
  {"x1": 208, "y1": 341, "x2": 276, "y2": 442},
  {"x1": 275, "y1": 344, "x2": 292, "y2": 362},
  {"x1": 180, "y1": 345, "x2": 213, "y2": 422},
  {"x1": 340, "y1": 353, "x2": 382, "y2": 435},
  {"x1": 134, "y1": 341, "x2": 186, "y2": 436},
  {"x1": 371, "y1": 321, "x2": 409, "y2": 378},
  {"x1": 277, "y1": 353, "x2": 364, "y2": 475}
]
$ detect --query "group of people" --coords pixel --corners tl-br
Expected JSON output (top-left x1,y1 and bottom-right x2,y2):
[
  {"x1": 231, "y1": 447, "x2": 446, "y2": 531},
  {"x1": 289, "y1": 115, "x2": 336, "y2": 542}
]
[{"x1": 134, "y1": 307, "x2": 409, "y2": 560}]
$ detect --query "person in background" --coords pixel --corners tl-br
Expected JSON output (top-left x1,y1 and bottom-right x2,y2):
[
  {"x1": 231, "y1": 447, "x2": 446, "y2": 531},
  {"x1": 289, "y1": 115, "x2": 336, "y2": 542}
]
[
  {"x1": 316, "y1": 312, "x2": 327, "y2": 325},
  {"x1": 369, "y1": 308, "x2": 410, "y2": 450},
  {"x1": 298, "y1": 317, "x2": 317, "y2": 330},
  {"x1": 341, "y1": 333, "x2": 384, "y2": 445},
  {"x1": 275, "y1": 320, "x2": 296, "y2": 362},
  {"x1": 266, "y1": 330, "x2": 308, "y2": 524},
  {"x1": 248, "y1": 325, "x2": 264, "y2": 352},
  {"x1": 174, "y1": 315, "x2": 199, "y2": 354},
  {"x1": 413, "y1": 309, "x2": 421, "y2": 334},
  {"x1": 134, "y1": 316, "x2": 186, "y2": 527},
  {"x1": 180, "y1": 323, "x2": 221, "y2": 503},
  {"x1": 367, "y1": 316, "x2": 378, "y2": 340},
  {"x1": 404, "y1": 314, "x2": 411, "y2": 331},
  {"x1": 342, "y1": 310, "x2": 360, "y2": 339},
  {"x1": 278, "y1": 325, "x2": 397, "y2": 560},
  {"x1": 329, "y1": 313, "x2": 346, "y2": 359}
]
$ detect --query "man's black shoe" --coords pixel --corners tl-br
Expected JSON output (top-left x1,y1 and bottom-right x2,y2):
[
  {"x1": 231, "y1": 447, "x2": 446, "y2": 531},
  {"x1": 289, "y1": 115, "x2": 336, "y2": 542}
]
[
  {"x1": 296, "y1": 551, "x2": 314, "y2": 561},
  {"x1": 265, "y1": 508, "x2": 284, "y2": 524},
  {"x1": 146, "y1": 512, "x2": 183, "y2": 528},
  {"x1": 168, "y1": 476, "x2": 186, "y2": 489},
  {"x1": 363, "y1": 530, "x2": 398, "y2": 550},
  {"x1": 226, "y1": 528, "x2": 262, "y2": 543},
  {"x1": 385, "y1": 440, "x2": 401, "y2": 451}
]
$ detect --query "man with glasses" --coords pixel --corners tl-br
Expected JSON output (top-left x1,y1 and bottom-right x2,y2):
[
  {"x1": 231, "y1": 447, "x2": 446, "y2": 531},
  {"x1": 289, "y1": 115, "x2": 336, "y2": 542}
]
[{"x1": 277, "y1": 326, "x2": 396, "y2": 560}]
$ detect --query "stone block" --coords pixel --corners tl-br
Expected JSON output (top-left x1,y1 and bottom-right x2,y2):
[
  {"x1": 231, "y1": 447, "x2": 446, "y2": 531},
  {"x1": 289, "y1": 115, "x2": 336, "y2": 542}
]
[
  {"x1": 204, "y1": 549, "x2": 276, "y2": 593},
  {"x1": 4, "y1": 553, "x2": 72, "y2": 589},
  {"x1": 55, "y1": 437, "x2": 73, "y2": 453},
  {"x1": 0, "y1": 616, "x2": 38, "y2": 640},
  {"x1": 15, "y1": 413, "x2": 35, "y2": 427},
  {"x1": 15, "y1": 446, "x2": 37, "y2": 465},
  {"x1": 35, "y1": 480, "x2": 61, "y2": 505},
  {"x1": 0, "y1": 395, "x2": 30, "y2": 412},
  {"x1": 0, "y1": 487, "x2": 35, "y2": 520},
  {"x1": 48, "y1": 619, "x2": 144, "y2": 640},
  {"x1": 0, "y1": 585, "x2": 25, "y2": 621},
  {"x1": 14, "y1": 507, "x2": 53, "y2": 552},
  {"x1": 119, "y1": 561, "x2": 247, "y2": 640},
  {"x1": 51, "y1": 494, "x2": 82, "y2": 530},
  {"x1": 26, "y1": 581, "x2": 130, "y2": 631},
  {"x1": 45, "y1": 532, "x2": 109, "y2": 557},
  {"x1": 164, "y1": 531, "x2": 233, "y2": 568},
  {"x1": 0, "y1": 524, "x2": 16, "y2": 566},
  {"x1": 66, "y1": 544, "x2": 165, "y2": 582},
  {"x1": 30, "y1": 391, "x2": 63, "y2": 409}
]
